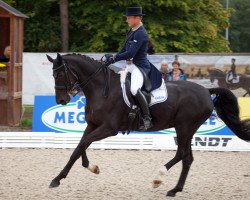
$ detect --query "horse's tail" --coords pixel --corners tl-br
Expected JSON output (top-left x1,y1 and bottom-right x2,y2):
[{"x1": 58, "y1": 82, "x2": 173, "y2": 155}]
[{"x1": 209, "y1": 88, "x2": 250, "y2": 142}]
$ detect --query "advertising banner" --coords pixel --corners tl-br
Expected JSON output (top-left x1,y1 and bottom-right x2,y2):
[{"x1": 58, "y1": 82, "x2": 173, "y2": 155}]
[
  {"x1": 33, "y1": 95, "x2": 235, "y2": 135},
  {"x1": 31, "y1": 95, "x2": 250, "y2": 151}
]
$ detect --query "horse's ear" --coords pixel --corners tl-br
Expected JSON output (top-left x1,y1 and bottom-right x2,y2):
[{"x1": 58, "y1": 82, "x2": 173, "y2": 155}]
[
  {"x1": 46, "y1": 54, "x2": 54, "y2": 63},
  {"x1": 57, "y1": 53, "x2": 63, "y2": 64}
]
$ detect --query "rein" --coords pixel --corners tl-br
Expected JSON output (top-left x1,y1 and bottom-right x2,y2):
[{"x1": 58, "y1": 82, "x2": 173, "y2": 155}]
[{"x1": 53, "y1": 57, "x2": 110, "y2": 98}]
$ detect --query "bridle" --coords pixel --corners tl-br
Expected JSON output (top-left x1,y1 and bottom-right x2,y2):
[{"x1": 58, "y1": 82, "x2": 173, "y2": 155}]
[{"x1": 53, "y1": 57, "x2": 110, "y2": 98}]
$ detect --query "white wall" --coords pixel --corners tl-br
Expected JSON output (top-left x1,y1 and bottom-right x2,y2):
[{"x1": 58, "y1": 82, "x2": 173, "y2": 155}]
[{"x1": 22, "y1": 53, "x2": 250, "y2": 105}]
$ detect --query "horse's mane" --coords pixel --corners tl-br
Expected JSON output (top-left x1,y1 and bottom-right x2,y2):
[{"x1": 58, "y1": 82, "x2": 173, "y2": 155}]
[
  {"x1": 212, "y1": 68, "x2": 223, "y2": 72},
  {"x1": 63, "y1": 53, "x2": 102, "y2": 68},
  {"x1": 209, "y1": 68, "x2": 225, "y2": 74}
]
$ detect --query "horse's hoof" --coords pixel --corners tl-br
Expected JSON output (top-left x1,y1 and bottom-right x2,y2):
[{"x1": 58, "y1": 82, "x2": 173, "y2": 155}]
[
  {"x1": 167, "y1": 188, "x2": 182, "y2": 197},
  {"x1": 88, "y1": 164, "x2": 100, "y2": 174},
  {"x1": 93, "y1": 165, "x2": 100, "y2": 174},
  {"x1": 166, "y1": 190, "x2": 176, "y2": 197},
  {"x1": 49, "y1": 180, "x2": 60, "y2": 188},
  {"x1": 152, "y1": 179, "x2": 162, "y2": 188}
]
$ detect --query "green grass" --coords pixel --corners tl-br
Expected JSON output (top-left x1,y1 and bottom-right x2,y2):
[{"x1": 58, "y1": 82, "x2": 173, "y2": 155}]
[
  {"x1": 23, "y1": 106, "x2": 33, "y2": 113},
  {"x1": 20, "y1": 118, "x2": 32, "y2": 127},
  {"x1": 20, "y1": 105, "x2": 33, "y2": 128}
]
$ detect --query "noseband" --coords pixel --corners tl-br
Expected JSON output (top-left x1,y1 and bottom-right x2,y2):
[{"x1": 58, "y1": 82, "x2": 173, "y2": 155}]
[{"x1": 53, "y1": 57, "x2": 110, "y2": 98}]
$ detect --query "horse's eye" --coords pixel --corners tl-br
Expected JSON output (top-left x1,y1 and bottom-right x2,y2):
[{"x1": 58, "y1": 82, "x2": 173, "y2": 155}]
[{"x1": 53, "y1": 72, "x2": 63, "y2": 79}]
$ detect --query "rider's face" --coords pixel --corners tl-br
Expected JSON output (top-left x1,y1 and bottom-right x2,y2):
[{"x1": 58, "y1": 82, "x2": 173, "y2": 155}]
[{"x1": 126, "y1": 16, "x2": 141, "y2": 28}]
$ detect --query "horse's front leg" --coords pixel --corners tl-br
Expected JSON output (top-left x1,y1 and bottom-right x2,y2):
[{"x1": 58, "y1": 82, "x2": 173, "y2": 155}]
[
  {"x1": 49, "y1": 139, "x2": 85, "y2": 188},
  {"x1": 49, "y1": 125, "x2": 116, "y2": 188},
  {"x1": 49, "y1": 125, "x2": 95, "y2": 188},
  {"x1": 82, "y1": 149, "x2": 100, "y2": 174},
  {"x1": 81, "y1": 126, "x2": 118, "y2": 174},
  {"x1": 243, "y1": 90, "x2": 250, "y2": 97},
  {"x1": 80, "y1": 125, "x2": 100, "y2": 174},
  {"x1": 81, "y1": 137, "x2": 100, "y2": 174}
]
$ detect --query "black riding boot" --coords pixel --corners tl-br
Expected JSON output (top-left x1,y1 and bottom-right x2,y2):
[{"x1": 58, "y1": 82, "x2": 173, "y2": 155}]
[{"x1": 135, "y1": 89, "x2": 153, "y2": 130}]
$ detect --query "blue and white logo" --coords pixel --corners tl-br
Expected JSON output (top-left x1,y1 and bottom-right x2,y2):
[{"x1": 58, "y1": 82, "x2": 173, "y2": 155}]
[
  {"x1": 33, "y1": 96, "x2": 87, "y2": 133},
  {"x1": 41, "y1": 97, "x2": 87, "y2": 132},
  {"x1": 160, "y1": 112, "x2": 227, "y2": 135}
]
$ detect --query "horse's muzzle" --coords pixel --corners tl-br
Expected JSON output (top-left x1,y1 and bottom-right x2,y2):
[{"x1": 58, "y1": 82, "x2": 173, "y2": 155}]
[{"x1": 59, "y1": 99, "x2": 67, "y2": 105}]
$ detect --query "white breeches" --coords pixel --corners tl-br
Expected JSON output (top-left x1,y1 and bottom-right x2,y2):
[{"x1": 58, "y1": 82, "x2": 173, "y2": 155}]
[{"x1": 126, "y1": 64, "x2": 143, "y2": 96}]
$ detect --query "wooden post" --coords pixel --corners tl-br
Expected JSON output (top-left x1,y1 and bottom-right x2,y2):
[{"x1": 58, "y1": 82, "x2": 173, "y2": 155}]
[{"x1": 0, "y1": 2, "x2": 27, "y2": 126}]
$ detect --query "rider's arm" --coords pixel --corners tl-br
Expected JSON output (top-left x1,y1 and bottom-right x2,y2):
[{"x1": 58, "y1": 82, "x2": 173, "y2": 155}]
[
  {"x1": 115, "y1": 31, "x2": 147, "y2": 62},
  {"x1": 117, "y1": 46, "x2": 126, "y2": 55}
]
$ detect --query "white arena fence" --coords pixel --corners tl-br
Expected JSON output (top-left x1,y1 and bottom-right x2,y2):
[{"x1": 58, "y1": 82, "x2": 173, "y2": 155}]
[{"x1": 0, "y1": 132, "x2": 250, "y2": 151}]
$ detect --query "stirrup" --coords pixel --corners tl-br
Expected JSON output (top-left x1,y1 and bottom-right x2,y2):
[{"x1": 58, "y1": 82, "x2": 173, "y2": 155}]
[{"x1": 141, "y1": 116, "x2": 153, "y2": 130}]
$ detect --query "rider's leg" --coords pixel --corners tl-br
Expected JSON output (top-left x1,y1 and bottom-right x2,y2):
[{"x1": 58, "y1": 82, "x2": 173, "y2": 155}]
[
  {"x1": 227, "y1": 71, "x2": 233, "y2": 82},
  {"x1": 135, "y1": 89, "x2": 153, "y2": 130},
  {"x1": 130, "y1": 67, "x2": 143, "y2": 96},
  {"x1": 130, "y1": 67, "x2": 152, "y2": 130},
  {"x1": 233, "y1": 71, "x2": 237, "y2": 79}
]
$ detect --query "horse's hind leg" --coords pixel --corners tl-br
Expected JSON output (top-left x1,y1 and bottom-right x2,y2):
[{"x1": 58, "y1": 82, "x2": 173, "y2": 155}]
[
  {"x1": 166, "y1": 124, "x2": 201, "y2": 197},
  {"x1": 152, "y1": 122, "x2": 199, "y2": 197},
  {"x1": 152, "y1": 131, "x2": 191, "y2": 189},
  {"x1": 166, "y1": 142, "x2": 193, "y2": 197},
  {"x1": 152, "y1": 145, "x2": 187, "y2": 189}
]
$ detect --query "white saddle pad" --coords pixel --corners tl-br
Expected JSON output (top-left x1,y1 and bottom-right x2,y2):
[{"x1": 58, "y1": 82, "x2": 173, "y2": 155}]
[
  {"x1": 226, "y1": 73, "x2": 239, "y2": 83},
  {"x1": 119, "y1": 69, "x2": 168, "y2": 108}
]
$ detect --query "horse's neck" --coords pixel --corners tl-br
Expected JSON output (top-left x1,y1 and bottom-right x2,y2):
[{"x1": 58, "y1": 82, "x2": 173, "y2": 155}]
[
  {"x1": 82, "y1": 67, "x2": 120, "y2": 99},
  {"x1": 215, "y1": 70, "x2": 225, "y2": 78},
  {"x1": 66, "y1": 56, "x2": 121, "y2": 99}
]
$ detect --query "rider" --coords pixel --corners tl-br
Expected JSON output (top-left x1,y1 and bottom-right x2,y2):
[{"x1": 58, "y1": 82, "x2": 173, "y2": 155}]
[
  {"x1": 230, "y1": 58, "x2": 237, "y2": 80},
  {"x1": 104, "y1": 7, "x2": 158, "y2": 130}
]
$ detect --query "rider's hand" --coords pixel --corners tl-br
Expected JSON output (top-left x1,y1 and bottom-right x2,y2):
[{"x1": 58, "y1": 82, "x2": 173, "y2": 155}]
[{"x1": 104, "y1": 54, "x2": 115, "y2": 66}]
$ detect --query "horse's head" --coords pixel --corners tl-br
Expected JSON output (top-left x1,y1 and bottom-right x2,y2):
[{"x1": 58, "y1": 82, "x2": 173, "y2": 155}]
[
  {"x1": 207, "y1": 68, "x2": 215, "y2": 83},
  {"x1": 47, "y1": 53, "x2": 79, "y2": 105}
]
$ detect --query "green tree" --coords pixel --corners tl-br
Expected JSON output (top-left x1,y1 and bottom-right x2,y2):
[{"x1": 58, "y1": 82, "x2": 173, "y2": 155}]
[
  {"x1": 228, "y1": 0, "x2": 250, "y2": 52},
  {"x1": 69, "y1": 0, "x2": 231, "y2": 53},
  {"x1": 4, "y1": 0, "x2": 231, "y2": 53},
  {"x1": 5, "y1": 0, "x2": 61, "y2": 52},
  {"x1": 220, "y1": 0, "x2": 250, "y2": 52}
]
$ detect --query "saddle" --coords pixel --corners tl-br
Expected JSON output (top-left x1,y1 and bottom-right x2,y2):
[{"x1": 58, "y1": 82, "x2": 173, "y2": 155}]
[
  {"x1": 226, "y1": 71, "x2": 239, "y2": 84},
  {"x1": 125, "y1": 67, "x2": 152, "y2": 105},
  {"x1": 120, "y1": 67, "x2": 167, "y2": 134}
]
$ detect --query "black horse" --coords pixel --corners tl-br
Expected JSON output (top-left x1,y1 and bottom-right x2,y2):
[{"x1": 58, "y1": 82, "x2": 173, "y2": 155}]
[
  {"x1": 46, "y1": 53, "x2": 250, "y2": 197},
  {"x1": 208, "y1": 68, "x2": 250, "y2": 97}
]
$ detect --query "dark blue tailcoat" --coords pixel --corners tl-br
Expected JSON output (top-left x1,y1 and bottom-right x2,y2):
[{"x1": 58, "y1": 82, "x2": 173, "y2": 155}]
[{"x1": 115, "y1": 25, "x2": 162, "y2": 91}]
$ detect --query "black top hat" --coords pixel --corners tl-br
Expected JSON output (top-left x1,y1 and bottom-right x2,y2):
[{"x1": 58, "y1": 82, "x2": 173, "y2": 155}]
[{"x1": 124, "y1": 7, "x2": 145, "y2": 16}]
